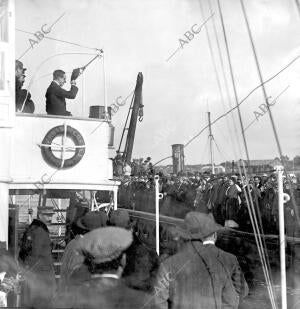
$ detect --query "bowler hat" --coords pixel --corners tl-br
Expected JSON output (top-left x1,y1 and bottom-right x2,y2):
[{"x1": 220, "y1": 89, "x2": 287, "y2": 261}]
[
  {"x1": 76, "y1": 211, "x2": 107, "y2": 231},
  {"x1": 109, "y1": 209, "x2": 130, "y2": 228},
  {"x1": 77, "y1": 227, "x2": 133, "y2": 263},
  {"x1": 175, "y1": 212, "x2": 225, "y2": 240}
]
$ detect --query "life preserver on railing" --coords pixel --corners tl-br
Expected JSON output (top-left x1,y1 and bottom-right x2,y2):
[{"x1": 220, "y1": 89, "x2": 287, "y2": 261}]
[{"x1": 41, "y1": 125, "x2": 85, "y2": 169}]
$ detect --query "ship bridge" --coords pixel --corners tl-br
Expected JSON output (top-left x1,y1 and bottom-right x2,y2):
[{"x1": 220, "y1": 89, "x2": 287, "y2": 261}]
[{"x1": 0, "y1": 0, "x2": 118, "y2": 249}]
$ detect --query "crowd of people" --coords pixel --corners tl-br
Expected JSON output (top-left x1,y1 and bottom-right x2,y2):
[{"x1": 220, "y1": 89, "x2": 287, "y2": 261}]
[
  {"x1": 1, "y1": 207, "x2": 249, "y2": 308},
  {"x1": 117, "y1": 169, "x2": 299, "y2": 237}
]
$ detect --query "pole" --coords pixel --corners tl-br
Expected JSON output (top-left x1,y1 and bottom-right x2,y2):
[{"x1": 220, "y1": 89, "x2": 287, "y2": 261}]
[
  {"x1": 82, "y1": 73, "x2": 85, "y2": 117},
  {"x1": 154, "y1": 175, "x2": 161, "y2": 256},
  {"x1": 208, "y1": 112, "x2": 215, "y2": 174},
  {"x1": 277, "y1": 166, "x2": 287, "y2": 309},
  {"x1": 295, "y1": 0, "x2": 300, "y2": 18},
  {"x1": 102, "y1": 50, "x2": 108, "y2": 118}
]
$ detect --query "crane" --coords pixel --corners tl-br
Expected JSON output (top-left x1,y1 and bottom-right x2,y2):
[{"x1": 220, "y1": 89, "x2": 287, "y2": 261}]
[{"x1": 117, "y1": 72, "x2": 144, "y2": 166}]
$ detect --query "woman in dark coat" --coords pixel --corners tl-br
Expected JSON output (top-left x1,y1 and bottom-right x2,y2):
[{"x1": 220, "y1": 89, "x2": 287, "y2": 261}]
[
  {"x1": 224, "y1": 177, "x2": 242, "y2": 228},
  {"x1": 19, "y1": 212, "x2": 56, "y2": 308}
]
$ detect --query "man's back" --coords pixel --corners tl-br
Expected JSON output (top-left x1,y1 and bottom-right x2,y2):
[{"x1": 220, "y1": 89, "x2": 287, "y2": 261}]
[
  {"x1": 154, "y1": 241, "x2": 239, "y2": 309},
  {"x1": 54, "y1": 277, "x2": 153, "y2": 309}
]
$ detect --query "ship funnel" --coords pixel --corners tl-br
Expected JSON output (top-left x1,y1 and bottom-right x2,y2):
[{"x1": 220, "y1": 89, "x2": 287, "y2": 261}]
[{"x1": 172, "y1": 144, "x2": 185, "y2": 175}]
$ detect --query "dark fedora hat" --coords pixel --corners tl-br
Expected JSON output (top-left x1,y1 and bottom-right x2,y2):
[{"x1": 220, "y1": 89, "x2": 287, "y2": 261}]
[
  {"x1": 76, "y1": 211, "x2": 108, "y2": 231},
  {"x1": 175, "y1": 212, "x2": 225, "y2": 240},
  {"x1": 109, "y1": 209, "x2": 130, "y2": 229}
]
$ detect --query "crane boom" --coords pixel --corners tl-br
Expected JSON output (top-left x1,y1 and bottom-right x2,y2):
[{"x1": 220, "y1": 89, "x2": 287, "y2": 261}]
[{"x1": 119, "y1": 72, "x2": 144, "y2": 165}]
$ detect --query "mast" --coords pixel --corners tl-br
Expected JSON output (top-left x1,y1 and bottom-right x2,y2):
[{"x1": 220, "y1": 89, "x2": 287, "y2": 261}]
[{"x1": 208, "y1": 112, "x2": 215, "y2": 174}]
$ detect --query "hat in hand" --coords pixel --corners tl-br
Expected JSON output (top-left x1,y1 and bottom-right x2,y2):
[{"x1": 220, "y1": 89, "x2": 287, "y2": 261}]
[
  {"x1": 70, "y1": 68, "x2": 83, "y2": 81},
  {"x1": 77, "y1": 227, "x2": 133, "y2": 263}
]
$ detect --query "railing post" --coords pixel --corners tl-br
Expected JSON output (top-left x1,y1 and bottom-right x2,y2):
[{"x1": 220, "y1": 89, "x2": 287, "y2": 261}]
[
  {"x1": 276, "y1": 166, "x2": 290, "y2": 309},
  {"x1": 154, "y1": 175, "x2": 163, "y2": 256}
]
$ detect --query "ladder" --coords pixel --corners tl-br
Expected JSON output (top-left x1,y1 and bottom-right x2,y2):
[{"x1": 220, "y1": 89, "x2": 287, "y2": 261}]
[{"x1": 36, "y1": 192, "x2": 69, "y2": 279}]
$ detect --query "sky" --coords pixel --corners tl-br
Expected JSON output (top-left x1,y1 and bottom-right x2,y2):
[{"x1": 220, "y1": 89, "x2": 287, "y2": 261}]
[{"x1": 15, "y1": 0, "x2": 300, "y2": 165}]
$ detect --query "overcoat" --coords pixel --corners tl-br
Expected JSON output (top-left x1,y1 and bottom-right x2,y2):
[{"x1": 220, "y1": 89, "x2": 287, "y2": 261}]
[
  {"x1": 53, "y1": 277, "x2": 153, "y2": 309},
  {"x1": 19, "y1": 219, "x2": 56, "y2": 308},
  {"x1": 154, "y1": 241, "x2": 248, "y2": 309}
]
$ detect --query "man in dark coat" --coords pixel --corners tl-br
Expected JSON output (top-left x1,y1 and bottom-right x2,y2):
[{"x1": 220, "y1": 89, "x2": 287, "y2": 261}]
[
  {"x1": 15, "y1": 60, "x2": 35, "y2": 113},
  {"x1": 53, "y1": 227, "x2": 153, "y2": 309},
  {"x1": 154, "y1": 212, "x2": 248, "y2": 309},
  {"x1": 15, "y1": 74, "x2": 35, "y2": 113},
  {"x1": 19, "y1": 209, "x2": 56, "y2": 308},
  {"x1": 109, "y1": 209, "x2": 159, "y2": 292},
  {"x1": 45, "y1": 69, "x2": 78, "y2": 116},
  {"x1": 58, "y1": 211, "x2": 108, "y2": 291}
]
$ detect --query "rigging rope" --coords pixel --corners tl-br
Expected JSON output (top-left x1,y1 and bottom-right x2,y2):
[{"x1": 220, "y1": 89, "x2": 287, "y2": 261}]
[
  {"x1": 216, "y1": 0, "x2": 277, "y2": 306},
  {"x1": 239, "y1": 161, "x2": 278, "y2": 309},
  {"x1": 206, "y1": 1, "x2": 275, "y2": 306},
  {"x1": 200, "y1": 136, "x2": 210, "y2": 164},
  {"x1": 198, "y1": 0, "x2": 237, "y2": 163},
  {"x1": 211, "y1": 2, "x2": 274, "y2": 299},
  {"x1": 216, "y1": 0, "x2": 250, "y2": 167},
  {"x1": 20, "y1": 52, "x2": 101, "y2": 113},
  {"x1": 295, "y1": 0, "x2": 300, "y2": 17},
  {"x1": 239, "y1": 0, "x2": 300, "y2": 230},
  {"x1": 207, "y1": 0, "x2": 242, "y2": 160},
  {"x1": 243, "y1": 85, "x2": 290, "y2": 132},
  {"x1": 17, "y1": 12, "x2": 67, "y2": 59},
  {"x1": 182, "y1": 52, "x2": 300, "y2": 149},
  {"x1": 16, "y1": 29, "x2": 101, "y2": 51}
]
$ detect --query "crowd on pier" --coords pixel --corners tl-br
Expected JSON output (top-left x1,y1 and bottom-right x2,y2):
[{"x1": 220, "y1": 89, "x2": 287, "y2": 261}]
[
  {"x1": 1, "y1": 207, "x2": 249, "y2": 309},
  {"x1": 116, "y1": 163, "x2": 300, "y2": 237}
]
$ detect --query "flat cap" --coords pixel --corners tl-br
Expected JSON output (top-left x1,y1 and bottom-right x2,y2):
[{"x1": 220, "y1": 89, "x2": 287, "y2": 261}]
[{"x1": 77, "y1": 227, "x2": 133, "y2": 263}]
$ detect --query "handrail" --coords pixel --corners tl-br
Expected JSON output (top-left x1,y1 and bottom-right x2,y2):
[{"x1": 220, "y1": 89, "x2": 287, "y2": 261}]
[
  {"x1": 15, "y1": 112, "x2": 109, "y2": 123},
  {"x1": 124, "y1": 208, "x2": 300, "y2": 243}
]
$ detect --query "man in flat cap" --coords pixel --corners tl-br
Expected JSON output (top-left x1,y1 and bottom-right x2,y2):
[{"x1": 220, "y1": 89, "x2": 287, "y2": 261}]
[
  {"x1": 154, "y1": 212, "x2": 248, "y2": 309},
  {"x1": 58, "y1": 211, "x2": 108, "y2": 290},
  {"x1": 54, "y1": 227, "x2": 153, "y2": 309}
]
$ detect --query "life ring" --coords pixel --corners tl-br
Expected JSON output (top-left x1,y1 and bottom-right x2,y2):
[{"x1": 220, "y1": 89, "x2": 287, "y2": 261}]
[{"x1": 41, "y1": 125, "x2": 85, "y2": 169}]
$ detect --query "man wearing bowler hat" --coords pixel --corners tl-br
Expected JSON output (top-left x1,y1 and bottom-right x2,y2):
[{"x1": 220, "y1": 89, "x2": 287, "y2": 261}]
[
  {"x1": 154, "y1": 212, "x2": 248, "y2": 309},
  {"x1": 54, "y1": 227, "x2": 153, "y2": 309},
  {"x1": 58, "y1": 211, "x2": 108, "y2": 290}
]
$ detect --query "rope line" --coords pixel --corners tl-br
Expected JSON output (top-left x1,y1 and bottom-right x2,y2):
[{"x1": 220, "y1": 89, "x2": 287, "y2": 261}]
[
  {"x1": 240, "y1": 0, "x2": 300, "y2": 231},
  {"x1": 198, "y1": 0, "x2": 236, "y2": 161},
  {"x1": 206, "y1": 0, "x2": 241, "y2": 162},
  {"x1": 244, "y1": 85, "x2": 290, "y2": 132},
  {"x1": 183, "y1": 52, "x2": 300, "y2": 149},
  {"x1": 16, "y1": 28, "x2": 100, "y2": 51},
  {"x1": 20, "y1": 52, "x2": 101, "y2": 113},
  {"x1": 216, "y1": 0, "x2": 250, "y2": 166},
  {"x1": 17, "y1": 12, "x2": 66, "y2": 60}
]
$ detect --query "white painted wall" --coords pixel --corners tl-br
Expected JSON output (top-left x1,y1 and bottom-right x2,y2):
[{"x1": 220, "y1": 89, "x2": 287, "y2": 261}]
[{"x1": 10, "y1": 114, "x2": 111, "y2": 184}]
